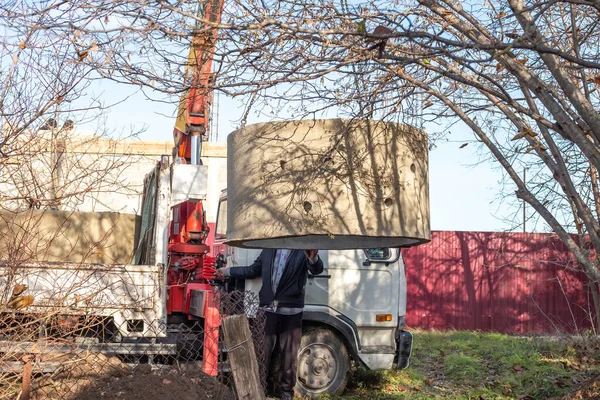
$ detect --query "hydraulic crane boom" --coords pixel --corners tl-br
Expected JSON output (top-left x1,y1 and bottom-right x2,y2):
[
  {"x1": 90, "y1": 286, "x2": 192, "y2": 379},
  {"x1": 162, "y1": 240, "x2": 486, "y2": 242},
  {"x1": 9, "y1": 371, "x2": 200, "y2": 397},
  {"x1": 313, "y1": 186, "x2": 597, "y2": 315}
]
[
  {"x1": 173, "y1": 0, "x2": 224, "y2": 162},
  {"x1": 166, "y1": 0, "x2": 225, "y2": 377}
]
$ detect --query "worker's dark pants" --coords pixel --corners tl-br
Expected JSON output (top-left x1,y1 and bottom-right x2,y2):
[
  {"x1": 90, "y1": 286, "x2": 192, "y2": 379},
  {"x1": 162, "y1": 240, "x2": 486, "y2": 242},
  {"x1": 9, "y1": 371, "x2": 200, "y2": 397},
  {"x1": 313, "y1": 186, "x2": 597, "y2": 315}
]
[{"x1": 264, "y1": 311, "x2": 303, "y2": 397}]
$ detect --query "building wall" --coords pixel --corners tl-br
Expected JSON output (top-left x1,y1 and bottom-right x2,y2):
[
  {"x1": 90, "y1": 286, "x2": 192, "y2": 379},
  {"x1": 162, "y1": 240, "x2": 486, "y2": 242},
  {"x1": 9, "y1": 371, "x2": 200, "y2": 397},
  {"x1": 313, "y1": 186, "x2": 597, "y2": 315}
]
[
  {"x1": 0, "y1": 133, "x2": 227, "y2": 223},
  {"x1": 402, "y1": 230, "x2": 596, "y2": 334}
]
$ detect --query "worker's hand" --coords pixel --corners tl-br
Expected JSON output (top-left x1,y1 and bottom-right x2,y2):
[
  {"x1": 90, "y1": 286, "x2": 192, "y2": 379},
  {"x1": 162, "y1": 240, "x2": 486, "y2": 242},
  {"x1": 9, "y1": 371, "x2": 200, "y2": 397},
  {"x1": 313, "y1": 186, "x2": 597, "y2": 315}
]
[
  {"x1": 215, "y1": 267, "x2": 230, "y2": 280},
  {"x1": 304, "y1": 249, "x2": 319, "y2": 263}
]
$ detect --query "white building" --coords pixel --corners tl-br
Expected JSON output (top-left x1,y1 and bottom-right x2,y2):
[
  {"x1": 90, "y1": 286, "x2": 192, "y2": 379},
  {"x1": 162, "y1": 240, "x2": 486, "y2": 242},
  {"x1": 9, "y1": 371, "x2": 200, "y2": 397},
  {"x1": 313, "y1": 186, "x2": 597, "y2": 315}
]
[{"x1": 0, "y1": 129, "x2": 227, "y2": 223}]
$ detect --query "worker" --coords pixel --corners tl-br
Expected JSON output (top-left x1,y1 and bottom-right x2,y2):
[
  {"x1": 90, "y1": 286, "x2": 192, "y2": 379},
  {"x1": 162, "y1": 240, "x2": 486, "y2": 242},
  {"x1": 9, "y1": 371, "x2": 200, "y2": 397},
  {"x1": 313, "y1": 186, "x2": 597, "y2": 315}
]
[{"x1": 218, "y1": 249, "x2": 323, "y2": 400}]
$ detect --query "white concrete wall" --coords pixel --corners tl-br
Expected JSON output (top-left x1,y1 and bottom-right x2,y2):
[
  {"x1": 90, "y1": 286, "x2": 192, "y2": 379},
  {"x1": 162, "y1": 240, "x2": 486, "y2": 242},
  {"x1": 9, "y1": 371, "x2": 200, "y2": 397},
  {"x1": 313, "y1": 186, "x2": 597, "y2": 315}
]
[{"x1": 0, "y1": 132, "x2": 228, "y2": 222}]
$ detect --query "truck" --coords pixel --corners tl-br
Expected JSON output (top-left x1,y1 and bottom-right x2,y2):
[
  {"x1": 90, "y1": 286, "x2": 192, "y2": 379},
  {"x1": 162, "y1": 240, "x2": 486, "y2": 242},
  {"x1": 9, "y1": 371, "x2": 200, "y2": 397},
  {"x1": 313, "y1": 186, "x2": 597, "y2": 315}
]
[{"x1": 212, "y1": 191, "x2": 413, "y2": 397}]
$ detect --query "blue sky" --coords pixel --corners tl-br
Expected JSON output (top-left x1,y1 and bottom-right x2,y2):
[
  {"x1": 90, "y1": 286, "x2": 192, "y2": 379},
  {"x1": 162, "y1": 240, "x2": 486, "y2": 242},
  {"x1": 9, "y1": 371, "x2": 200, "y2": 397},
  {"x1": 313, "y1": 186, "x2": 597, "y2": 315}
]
[{"x1": 80, "y1": 80, "x2": 526, "y2": 233}]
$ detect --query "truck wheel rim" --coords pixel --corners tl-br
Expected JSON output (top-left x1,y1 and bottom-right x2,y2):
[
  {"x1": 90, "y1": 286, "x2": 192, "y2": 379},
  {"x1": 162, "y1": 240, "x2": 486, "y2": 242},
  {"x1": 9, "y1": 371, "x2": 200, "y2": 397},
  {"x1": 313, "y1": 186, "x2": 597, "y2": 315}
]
[{"x1": 297, "y1": 342, "x2": 337, "y2": 392}]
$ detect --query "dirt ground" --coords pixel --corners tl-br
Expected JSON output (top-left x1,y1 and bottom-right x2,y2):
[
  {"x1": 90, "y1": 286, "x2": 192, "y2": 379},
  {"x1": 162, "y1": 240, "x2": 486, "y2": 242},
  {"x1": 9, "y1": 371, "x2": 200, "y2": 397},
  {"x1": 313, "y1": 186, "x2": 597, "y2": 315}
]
[
  {"x1": 558, "y1": 375, "x2": 600, "y2": 400},
  {"x1": 74, "y1": 365, "x2": 235, "y2": 400},
  {"x1": 31, "y1": 353, "x2": 235, "y2": 400}
]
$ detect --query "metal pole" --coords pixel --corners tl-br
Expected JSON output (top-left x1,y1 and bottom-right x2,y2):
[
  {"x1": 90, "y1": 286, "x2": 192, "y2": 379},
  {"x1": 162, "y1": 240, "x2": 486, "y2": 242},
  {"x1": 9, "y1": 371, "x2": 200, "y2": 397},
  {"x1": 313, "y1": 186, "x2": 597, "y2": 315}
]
[
  {"x1": 190, "y1": 135, "x2": 201, "y2": 165},
  {"x1": 523, "y1": 168, "x2": 527, "y2": 232}
]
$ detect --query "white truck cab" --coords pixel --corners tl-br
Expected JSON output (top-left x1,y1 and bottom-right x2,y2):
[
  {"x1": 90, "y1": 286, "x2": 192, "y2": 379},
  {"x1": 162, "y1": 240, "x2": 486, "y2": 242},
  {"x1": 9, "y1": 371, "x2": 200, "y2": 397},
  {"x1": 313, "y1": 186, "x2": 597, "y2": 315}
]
[{"x1": 214, "y1": 191, "x2": 413, "y2": 397}]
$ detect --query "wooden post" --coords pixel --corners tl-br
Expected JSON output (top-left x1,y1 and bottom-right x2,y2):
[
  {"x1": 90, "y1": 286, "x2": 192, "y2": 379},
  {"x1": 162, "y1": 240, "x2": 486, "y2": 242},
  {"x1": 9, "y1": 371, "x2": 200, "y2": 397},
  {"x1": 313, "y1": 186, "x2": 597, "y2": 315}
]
[
  {"x1": 221, "y1": 314, "x2": 265, "y2": 400},
  {"x1": 21, "y1": 355, "x2": 33, "y2": 400}
]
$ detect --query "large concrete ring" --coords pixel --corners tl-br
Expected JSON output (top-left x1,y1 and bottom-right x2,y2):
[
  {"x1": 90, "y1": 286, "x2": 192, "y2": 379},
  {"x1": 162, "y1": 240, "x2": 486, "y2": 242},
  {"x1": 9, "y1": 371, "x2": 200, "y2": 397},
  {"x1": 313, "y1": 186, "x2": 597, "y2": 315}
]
[{"x1": 225, "y1": 119, "x2": 430, "y2": 250}]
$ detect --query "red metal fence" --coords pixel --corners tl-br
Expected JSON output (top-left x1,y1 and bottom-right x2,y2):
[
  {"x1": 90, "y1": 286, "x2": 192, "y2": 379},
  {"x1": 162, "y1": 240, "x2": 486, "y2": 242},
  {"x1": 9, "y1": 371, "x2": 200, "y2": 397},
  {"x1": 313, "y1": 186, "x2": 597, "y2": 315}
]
[{"x1": 402, "y1": 231, "x2": 597, "y2": 334}]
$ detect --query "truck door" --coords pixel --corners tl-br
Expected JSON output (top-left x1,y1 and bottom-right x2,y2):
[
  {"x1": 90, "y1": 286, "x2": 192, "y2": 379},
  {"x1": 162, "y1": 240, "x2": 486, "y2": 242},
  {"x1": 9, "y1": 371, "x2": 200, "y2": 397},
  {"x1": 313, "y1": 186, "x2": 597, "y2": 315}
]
[{"x1": 305, "y1": 248, "x2": 400, "y2": 364}]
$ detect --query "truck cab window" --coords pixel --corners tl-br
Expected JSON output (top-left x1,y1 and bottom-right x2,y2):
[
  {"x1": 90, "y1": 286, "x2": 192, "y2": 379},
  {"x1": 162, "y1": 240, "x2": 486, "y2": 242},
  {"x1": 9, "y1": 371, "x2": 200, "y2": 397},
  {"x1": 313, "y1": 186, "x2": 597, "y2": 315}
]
[
  {"x1": 215, "y1": 198, "x2": 228, "y2": 240},
  {"x1": 364, "y1": 248, "x2": 391, "y2": 260}
]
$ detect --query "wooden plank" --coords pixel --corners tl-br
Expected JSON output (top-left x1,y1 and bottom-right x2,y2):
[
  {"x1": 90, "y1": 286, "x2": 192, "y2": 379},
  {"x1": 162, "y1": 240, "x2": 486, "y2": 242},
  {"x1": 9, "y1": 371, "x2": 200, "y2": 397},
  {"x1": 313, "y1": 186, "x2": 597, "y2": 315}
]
[
  {"x1": 0, "y1": 361, "x2": 62, "y2": 374},
  {"x1": 221, "y1": 314, "x2": 265, "y2": 400},
  {"x1": 0, "y1": 341, "x2": 176, "y2": 356}
]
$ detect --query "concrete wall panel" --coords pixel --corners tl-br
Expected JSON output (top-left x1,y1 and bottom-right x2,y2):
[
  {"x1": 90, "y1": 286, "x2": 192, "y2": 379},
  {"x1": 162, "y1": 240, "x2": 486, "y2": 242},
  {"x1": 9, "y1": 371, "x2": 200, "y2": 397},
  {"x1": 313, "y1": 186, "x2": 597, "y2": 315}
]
[{"x1": 0, "y1": 210, "x2": 140, "y2": 264}]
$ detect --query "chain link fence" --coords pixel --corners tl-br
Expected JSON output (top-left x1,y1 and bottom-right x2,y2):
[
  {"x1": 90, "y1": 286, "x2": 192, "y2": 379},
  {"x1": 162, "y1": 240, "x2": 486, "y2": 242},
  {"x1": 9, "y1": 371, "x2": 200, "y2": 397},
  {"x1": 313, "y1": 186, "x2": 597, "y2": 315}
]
[
  {"x1": 0, "y1": 284, "x2": 267, "y2": 400},
  {"x1": 219, "y1": 289, "x2": 268, "y2": 393}
]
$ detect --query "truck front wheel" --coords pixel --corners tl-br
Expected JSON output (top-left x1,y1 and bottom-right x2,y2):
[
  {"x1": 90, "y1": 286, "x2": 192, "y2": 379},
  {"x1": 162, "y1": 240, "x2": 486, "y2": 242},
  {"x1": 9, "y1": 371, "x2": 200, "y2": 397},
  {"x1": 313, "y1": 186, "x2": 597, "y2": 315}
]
[{"x1": 296, "y1": 328, "x2": 350, "y2": 398}]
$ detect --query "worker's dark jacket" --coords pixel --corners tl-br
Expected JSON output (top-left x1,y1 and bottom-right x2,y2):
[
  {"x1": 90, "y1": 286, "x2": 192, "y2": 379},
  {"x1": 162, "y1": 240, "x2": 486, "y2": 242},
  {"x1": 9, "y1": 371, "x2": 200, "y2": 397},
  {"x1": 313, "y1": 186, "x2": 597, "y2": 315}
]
[{"x1": 228, "y1": 249, "x2": 324, "y2": 308}]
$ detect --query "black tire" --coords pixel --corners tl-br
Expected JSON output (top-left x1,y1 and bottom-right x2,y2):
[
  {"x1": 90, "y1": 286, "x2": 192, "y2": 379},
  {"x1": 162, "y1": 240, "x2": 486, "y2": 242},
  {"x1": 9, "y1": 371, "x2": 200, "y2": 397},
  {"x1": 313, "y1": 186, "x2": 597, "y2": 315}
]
[{"x1": 296, "y1": 328, "x2": 350, "y2": 398}]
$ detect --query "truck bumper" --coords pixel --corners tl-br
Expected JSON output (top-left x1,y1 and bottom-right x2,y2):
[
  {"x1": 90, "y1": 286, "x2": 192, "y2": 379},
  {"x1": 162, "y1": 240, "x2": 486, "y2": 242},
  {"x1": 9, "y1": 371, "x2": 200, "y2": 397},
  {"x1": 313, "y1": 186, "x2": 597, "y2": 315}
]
[{"x1": 393, "y1": 330, "x2": 413, "y2": 370}]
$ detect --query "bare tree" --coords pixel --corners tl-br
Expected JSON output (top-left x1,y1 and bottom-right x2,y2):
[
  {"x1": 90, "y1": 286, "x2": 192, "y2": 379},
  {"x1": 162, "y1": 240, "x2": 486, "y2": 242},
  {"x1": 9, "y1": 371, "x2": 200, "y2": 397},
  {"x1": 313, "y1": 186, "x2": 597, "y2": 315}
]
[
  {"x1": 76, "y1": 0, "x2": 598, "y2": 330},
  {"x1": 3, "y1": 0, "x2": 598, "y2": 328},
  {"x1": 0, "y1": 0, "x2": 148, "y2": 212},
  {"x1": 218, "y1": 0, "x2": 600, "y2": 332},
  {"x1": 2, "y1": 0, "x2": 599, "y2": 396},
  {"x1": 0, "y1": 3, "x2": 157, "y2": 397}
]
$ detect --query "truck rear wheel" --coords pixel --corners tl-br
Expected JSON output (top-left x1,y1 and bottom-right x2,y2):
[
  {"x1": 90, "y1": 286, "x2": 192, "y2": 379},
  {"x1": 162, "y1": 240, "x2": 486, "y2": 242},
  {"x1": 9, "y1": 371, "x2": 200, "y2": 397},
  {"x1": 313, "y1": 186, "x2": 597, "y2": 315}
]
[{"x1": 296, "y1": 328, "x2": 350, "y2": 398}]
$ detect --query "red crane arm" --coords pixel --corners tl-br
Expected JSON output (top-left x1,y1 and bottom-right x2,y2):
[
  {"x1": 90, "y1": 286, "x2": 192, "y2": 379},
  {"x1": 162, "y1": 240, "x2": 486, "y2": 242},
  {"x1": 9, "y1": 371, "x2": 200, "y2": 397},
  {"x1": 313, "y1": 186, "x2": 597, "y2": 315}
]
[{"x1": 173, "y1": 0, "x2": 225, "y2": 162}]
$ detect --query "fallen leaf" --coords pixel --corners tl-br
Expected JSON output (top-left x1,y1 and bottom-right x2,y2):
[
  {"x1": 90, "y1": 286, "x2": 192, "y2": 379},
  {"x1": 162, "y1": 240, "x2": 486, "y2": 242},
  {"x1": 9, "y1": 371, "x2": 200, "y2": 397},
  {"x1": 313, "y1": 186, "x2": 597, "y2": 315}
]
[
  {"x1": 7, "y1": 295, "x2": 34, "y2": 310},
  {"x1": 524, "y1": 128, "x2": 537, "y2": 137},
  {"x1": 397, "y1": 384, "x2": 416, "y2": 392},
  {"x1": 372, "y1": 25, "x2": 393, "y2": 37},
  {"x1": 511, "y1": 131, "x2": 528, "y2": 141},
  {"x1": 162, "y1": 378, "x2": 172, "y2": 384},
  {"x1": 511, "y1": 364, "x2": 523, "y2": 372},
  {"x1": 12, "y1": 284, "x2": 27, "y2": 296},
  {"x1": 77, "y1": 50, "x2": 89, "y2": 61},
  {"x1": 557, "y1": 377, "x2": 571, "y2": 388}
]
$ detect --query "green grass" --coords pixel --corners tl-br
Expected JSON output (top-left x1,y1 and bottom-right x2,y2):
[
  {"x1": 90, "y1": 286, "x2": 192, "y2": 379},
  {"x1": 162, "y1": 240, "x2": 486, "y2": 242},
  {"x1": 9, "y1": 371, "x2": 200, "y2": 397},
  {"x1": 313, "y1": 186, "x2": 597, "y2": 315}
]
[{"x1": 322, "y1": 331, "x2": 600, "y2": 400}]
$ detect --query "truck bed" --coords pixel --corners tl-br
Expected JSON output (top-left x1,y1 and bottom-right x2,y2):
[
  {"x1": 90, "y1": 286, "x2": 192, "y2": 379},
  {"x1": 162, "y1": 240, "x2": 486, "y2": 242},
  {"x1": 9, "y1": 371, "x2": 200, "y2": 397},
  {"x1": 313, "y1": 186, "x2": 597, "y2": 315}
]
[{"x1": 0, "y1": 261, "x2": 165, "y2": 338}]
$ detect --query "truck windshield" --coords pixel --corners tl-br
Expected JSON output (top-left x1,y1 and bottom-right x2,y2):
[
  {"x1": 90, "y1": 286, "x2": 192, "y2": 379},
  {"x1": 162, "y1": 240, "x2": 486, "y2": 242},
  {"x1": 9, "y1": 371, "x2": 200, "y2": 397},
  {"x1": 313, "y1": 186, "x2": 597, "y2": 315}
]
[{"x1": 215, "y1": 198, "x2": 227, "y2": 240}]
